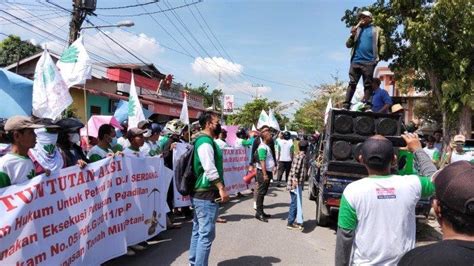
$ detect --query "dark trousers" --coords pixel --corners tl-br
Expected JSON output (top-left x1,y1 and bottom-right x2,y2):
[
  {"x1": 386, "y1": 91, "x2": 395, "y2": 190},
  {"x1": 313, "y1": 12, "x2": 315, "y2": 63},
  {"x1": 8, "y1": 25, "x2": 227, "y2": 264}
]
[
  {"x1": 277, "y1": 161, "x2": 292, "y2": 183},
  {"x1": 344, "y1": 62, "x2": 377, "y2": 105},
  {"x1": 255, "y1": 169, "x2": 272, "y2": 216}
]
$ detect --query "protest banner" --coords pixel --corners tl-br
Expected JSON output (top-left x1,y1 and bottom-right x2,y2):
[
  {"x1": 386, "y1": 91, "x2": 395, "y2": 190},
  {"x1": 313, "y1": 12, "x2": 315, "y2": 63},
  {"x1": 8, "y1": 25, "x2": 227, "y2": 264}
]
[
  {"x1": 222, "y1": 147, "x2": 253, "y2": 195},
  {"x1": 0, "y1": 156, "x2": 171, "y2": 266}
]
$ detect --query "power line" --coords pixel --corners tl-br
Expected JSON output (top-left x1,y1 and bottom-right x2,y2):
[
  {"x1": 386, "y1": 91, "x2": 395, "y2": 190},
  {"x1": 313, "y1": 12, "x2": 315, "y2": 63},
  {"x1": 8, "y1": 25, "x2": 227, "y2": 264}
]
[
  {"x1": 94, "y1": 1, "x2": 202, "y2": 17},
  {"x1": 96, "y1": 0, "x2": 158, "y2": 10}
]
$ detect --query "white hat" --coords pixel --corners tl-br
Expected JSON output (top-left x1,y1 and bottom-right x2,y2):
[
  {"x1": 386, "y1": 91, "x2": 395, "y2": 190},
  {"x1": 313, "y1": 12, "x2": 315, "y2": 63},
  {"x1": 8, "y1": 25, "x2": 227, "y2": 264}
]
[
  {"x1": 453, "y1": 134, "x2": 466, "y2": 143},
  {"x1": 391, "y1": 104, "x2": 404, "y2": 113},
  {"x1": 359, "y1": 11, "x2": 373, "y2": 18}
]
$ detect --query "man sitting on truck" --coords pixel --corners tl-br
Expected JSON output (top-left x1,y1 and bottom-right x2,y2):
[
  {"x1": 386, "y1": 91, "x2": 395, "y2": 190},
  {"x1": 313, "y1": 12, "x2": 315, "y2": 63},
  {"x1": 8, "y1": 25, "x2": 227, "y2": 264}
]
[{"x1": 335, "y1": 133, "x2": 438, "y2": 265}]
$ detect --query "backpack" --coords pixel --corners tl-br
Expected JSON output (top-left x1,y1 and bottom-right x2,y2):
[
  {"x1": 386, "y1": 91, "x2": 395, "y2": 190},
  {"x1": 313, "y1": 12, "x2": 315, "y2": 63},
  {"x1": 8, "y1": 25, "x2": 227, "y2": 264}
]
[{"x1": 174, "y1": 135, "x2": 218, "y2": 196}]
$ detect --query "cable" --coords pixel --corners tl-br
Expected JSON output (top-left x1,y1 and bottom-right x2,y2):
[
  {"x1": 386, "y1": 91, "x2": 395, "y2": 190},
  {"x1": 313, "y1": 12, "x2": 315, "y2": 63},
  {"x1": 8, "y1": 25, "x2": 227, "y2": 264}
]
[
  {"x1": 95, "y1": 1, "x2": 202, "y2": 17},
  {"x1": 96, "y1": 0, "x2": 158, "y2": 10}
]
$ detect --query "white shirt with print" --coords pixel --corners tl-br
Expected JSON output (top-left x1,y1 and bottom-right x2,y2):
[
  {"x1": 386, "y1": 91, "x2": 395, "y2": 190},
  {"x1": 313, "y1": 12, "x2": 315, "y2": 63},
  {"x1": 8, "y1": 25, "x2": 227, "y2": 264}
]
[{"x1": 0, "y1": 153, "x2": 36, "y2": 186}]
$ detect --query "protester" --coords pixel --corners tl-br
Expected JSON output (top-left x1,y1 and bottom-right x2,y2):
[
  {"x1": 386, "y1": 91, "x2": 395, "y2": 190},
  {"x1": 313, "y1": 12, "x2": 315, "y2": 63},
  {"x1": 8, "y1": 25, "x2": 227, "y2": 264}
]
[
  {"x1": 56, "y1": 118, "x2": 88, "y2": 168},
  {"x1": 28, "y1": 119, "x2": 63, "y2": 175},
  {"x1": 116, "y1": 119, "x2": 130, "y2": 151},
  {"x1": 123, "y1": 128, "x2": 147, "y2": 158},
  {"x1": 343, "y1": 10, "x2": 386, "y2": 110},
  {"x1": 370, "y1": 78, "x2": 392, "y2": 113},
  {"x1": 423, "y1": 135, "x2": 440, "y2": 165},
  {"x1": 255, "y1": 125, "x2": 276, "y2": 222},
  {"x1": 214, "y1": 128, "x2": 229, "y2": 149},
  {"x1": 235, "y1": 127, "x2": 253, "y2": 148},
  {"x1": 335, "y1": 133, "x2": 437, "y2": 265},
  {"x1": 189, "y1": 111, "x2": 229, "y2": 266},
  {"x1": 399, "y1": 160, "x2": 474, "y2": 265},
  {"x1": 87, "y1": 124, "x2": 115, "y2": 162},
  {"x1": 287, "y1": 140, "x2": 309, "y2": 231},
  {"x1": 276, "y1": 131, "x2": 294, "y2": 187},
  {"x1": 433, "y1": 129, "x2": 443, "y2": 153},
  {"x1": 141, "y1": 123, "x2": 162, "y2": 157},
  {"x1": 0, "y1": 116, "x2": 43, "y2": 188},
  {"x1": 447, "y1": 134, "x2": 473, "y2": 164},
  {"x1": 0, "y1": 118, "x2": 11, "y2": 157}
]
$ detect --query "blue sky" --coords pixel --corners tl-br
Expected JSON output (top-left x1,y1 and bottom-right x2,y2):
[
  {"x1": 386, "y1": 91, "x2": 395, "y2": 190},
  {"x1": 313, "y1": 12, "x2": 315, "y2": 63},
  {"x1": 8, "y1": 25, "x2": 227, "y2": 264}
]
[{"x1": 1, "y1": 0, "x2": 380, "y2": 115}]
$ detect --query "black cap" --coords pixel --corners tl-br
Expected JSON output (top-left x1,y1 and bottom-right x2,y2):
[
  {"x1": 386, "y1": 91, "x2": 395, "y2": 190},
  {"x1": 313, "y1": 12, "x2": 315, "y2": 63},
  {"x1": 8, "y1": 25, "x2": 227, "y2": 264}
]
[
  {"x1": 56, "y1": 118, "x2": 84, "y2": 132},
  {"x1": 360, "y1": 136, "x2": 394, "y2": 170},
  {"x1": 434, "y1": 161, "x2": 474, "y2": 215}
]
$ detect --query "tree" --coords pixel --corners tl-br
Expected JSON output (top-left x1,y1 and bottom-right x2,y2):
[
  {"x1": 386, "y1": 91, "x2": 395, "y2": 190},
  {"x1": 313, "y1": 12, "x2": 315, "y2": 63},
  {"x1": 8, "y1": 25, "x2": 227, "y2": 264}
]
[
  {"x1": 0, "y1": 35, "x2": 42, "y2": 67},
  {"x1": 341, "y1": 0, "x2": 474, "y2": 142},
  {"x1": 185, "y1": 83, "x2": 223, "y2": 109},
  {"x1": 226, "y1": 98, "x2": 289, "y2": 129},
  {"x1": 292, "y1": 77, "x2": 346, "y2": 133}
]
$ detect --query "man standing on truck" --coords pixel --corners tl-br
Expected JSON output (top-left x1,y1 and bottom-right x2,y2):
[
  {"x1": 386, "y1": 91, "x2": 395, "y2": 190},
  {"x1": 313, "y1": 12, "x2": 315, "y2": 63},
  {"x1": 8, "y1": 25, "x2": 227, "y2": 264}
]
[{"x1": 335, "y1": 133, "x2": 437, "y2": 265}]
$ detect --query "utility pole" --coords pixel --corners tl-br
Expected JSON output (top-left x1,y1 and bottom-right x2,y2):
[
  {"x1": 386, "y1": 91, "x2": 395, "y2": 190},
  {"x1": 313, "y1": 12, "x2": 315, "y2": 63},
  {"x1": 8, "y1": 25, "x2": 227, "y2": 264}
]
[{"x1": 68, "y1": 0, "x2": 96, "y2": 44}]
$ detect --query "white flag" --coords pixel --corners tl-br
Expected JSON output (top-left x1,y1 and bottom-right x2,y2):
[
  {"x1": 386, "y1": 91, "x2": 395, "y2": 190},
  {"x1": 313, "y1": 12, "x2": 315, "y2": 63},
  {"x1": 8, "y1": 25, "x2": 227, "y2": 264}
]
[
  {"x1": 268, "y1": 108, "x2": 280, "y2": 131},
  {"x1": 284, "y1": 125, "x2": 288, "y2": 131},
  {"x1": 56, "y1": 36, "x2": 92, "y2": 88},
  {"x1": 256, "y1": 110, "x2": 269, "y2": 129},
  {"x1": 324, "y1": 98, "x2": 333, "y2": 125},
  {"x1": 251, "y1": 124, "x2": 257, "y2": 131},
  {"x1": 179, "y1": 93, "x2": 189, "y2": 125},
  {"x1": 32, "y1": 50, "x2": 73, "y2": 119},
  {"x1": 128, "y1": 73, "x2": 145, "y2": 128}
]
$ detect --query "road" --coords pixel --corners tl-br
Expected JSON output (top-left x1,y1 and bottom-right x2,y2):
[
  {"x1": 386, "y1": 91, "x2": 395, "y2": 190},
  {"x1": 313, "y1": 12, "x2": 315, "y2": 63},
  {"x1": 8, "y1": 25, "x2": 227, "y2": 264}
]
[{"x1": 104, "y1": 182, "x2": 441, "y2": 265}]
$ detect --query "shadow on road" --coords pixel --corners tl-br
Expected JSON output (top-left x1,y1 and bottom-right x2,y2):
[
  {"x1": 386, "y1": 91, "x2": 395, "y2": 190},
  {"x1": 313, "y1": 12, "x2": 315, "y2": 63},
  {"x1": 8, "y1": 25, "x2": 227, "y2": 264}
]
[
  {"x1": 220, "y1": 214, "x2": 256, "y2": 222},
  {"x1": 217, "y1": 255, "x2": 281, "y2": 266}
]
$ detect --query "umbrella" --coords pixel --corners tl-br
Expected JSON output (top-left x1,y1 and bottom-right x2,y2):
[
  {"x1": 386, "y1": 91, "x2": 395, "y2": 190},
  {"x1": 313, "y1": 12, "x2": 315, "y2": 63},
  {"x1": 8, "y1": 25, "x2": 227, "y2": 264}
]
[
  {"x1": 0, "y1": 68, "x2": 33, "y2": 118},
  {"x1": 80, "y1": 115, "x2": 122, "y2": 138}
]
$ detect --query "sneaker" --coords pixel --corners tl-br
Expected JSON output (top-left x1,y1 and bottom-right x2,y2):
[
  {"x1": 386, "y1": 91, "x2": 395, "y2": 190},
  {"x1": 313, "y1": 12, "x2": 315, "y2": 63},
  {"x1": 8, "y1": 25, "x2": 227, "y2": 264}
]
[{"x1": 287, "y1": 224, "x2": 299, "y2": 230}]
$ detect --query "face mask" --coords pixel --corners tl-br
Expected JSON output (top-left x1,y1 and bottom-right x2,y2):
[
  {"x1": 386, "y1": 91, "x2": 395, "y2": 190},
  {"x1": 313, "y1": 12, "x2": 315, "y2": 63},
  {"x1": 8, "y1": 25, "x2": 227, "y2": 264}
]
[
  {"x1": 110, "y1": 137, "x2": 118, "y2": 147},
  {"x1": 213, "y1": 123, "x2": 222, "y2": 136},
  {"x1": 68, "y1": 133, "x2": 80, "y2": 145}
]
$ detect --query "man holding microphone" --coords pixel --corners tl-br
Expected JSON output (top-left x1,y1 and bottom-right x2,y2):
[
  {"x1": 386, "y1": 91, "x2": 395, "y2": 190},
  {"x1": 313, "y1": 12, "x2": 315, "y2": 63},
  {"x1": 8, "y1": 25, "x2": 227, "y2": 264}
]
[{"x1": 343, "y1": 10, "x2": 386, "y2": 110}]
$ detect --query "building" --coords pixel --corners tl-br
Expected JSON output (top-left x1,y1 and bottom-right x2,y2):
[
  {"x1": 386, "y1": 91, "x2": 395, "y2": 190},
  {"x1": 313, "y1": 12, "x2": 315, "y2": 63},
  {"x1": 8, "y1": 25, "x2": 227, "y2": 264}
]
[{"x1": 4, "y1": 51, "x2": 207, "y2": 124}]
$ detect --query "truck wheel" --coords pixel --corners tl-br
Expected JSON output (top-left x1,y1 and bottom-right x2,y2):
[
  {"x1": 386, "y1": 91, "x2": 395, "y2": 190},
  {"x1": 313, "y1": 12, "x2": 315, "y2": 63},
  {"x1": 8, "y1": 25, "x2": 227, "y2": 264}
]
[
  {"x1": 316, "y1": 191, "x2": 329, "y2": 226},
  {"x1": 308, "y1": 171, "x2": 317, "y2": 201}
]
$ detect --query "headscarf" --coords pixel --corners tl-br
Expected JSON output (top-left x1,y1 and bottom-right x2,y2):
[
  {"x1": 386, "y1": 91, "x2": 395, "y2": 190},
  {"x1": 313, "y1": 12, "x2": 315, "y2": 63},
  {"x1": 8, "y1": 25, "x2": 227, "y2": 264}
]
[{"x1": 29, "y1": 128, "x2": 64, "y2": 173}]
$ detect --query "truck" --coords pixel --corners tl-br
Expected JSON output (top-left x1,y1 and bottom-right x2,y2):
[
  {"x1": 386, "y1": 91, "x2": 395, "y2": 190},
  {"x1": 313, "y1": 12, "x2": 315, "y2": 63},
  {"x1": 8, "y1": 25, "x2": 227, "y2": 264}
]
[{"x1": 308, "y1": 109, "x2": 431, "y2": 226}]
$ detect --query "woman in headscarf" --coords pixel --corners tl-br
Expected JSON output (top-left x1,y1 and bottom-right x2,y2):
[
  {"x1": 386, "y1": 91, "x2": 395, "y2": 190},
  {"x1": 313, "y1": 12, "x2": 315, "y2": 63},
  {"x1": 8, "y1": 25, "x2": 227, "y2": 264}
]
[
  {"x1": 56, "y1": 118, "x2": 88, "y2": 168},
  {"x1": 28, "y1": 119, "x2": 63, "y2": 176}
]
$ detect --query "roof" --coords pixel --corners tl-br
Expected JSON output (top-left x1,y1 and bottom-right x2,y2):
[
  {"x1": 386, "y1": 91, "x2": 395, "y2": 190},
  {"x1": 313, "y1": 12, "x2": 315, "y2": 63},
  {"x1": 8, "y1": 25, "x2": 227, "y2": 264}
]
[{"x1": 100, "y1": 63, "x2": 166, "y2": 79}]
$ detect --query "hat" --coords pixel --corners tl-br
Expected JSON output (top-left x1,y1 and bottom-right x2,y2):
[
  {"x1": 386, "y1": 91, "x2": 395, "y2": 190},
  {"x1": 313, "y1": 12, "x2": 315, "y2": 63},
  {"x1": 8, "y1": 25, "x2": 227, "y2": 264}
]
[
  {"x1": 359, "y1": 10, "x2": 373, "y2": 18},
  {"x1": 34, "y1": 118, "x2": 60, "y2": 129},
  {"x1": 391, "y1": 104, "x2": 404, "y2": 113},
  {"x1": 4, "y1": 116, "x2": 44, "y2": 131},
  {"x1": 138, "y1": 119, "x2": 151, "y2": 130},
  {"x1": 127, "y1": 128, "x2": 146, "y2": 139},
  {"x1": 361, "y1": 136, "x2": 394, "y2": 168},
  {"x1": 434, "y1": 161, "x2": 474, "y2": 215},
  {"x1": 56, "y1": 118, "x2": 84, "y2": 132},
  {"x1": 164, "y1": 119, "x2": 186, "y2": 135},
  {"x1": 453, "y1": 134, "x2": 466, "y2": 143}
]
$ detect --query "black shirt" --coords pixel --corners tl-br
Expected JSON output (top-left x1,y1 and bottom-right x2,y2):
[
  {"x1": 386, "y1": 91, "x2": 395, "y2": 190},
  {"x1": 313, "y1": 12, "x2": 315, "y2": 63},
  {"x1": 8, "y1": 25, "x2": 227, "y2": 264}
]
[{"x1": 399, "y1": 239, "x2": 474, "y2": 266}]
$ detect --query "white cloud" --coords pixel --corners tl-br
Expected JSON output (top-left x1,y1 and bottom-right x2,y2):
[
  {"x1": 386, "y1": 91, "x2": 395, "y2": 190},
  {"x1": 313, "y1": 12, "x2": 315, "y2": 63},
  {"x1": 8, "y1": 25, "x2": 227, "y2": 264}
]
[
  {"x1": 192, "y1": 57, "x2": 243, "y2": 77},
  {"x1": 219, "y1": 81, "x2": 272, "y2": 97}
]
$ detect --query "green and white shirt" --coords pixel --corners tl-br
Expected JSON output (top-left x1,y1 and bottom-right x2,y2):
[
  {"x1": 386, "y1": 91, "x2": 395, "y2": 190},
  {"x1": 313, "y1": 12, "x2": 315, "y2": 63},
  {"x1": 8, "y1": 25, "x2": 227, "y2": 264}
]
[
  {"x1": 257, "y1": 142, "x2": 275, "y2": 171},
  {"x1": 338, "y1": 174, "x2": 435, "y2": 265},
  {"x1": 87, "y1": 145, "x2": 113, "y2": 163},
  {"x1": 276, "y1": 138, "x2": 294, "y2": 162},
  {"x1": 141, "y1": 141, "x2": 161, "y2": 157},
  {"x1": 0, "y1": 153, "x2": 37, "y2": 188},
  {"x1": 423, "y1": 147, "x2": 440, "y2": 162}
]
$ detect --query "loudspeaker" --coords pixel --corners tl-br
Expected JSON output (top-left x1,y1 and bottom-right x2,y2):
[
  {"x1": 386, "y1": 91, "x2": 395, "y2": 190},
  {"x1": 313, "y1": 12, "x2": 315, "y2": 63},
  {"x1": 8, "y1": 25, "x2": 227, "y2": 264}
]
[{"x1": 324, "y1": 109, "x2": 403, "y2": 176}]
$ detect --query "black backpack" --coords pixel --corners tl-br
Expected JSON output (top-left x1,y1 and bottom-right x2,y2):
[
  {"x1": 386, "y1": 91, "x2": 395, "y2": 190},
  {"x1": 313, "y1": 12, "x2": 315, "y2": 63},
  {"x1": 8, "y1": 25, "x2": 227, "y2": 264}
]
[{"x1": 174, "y1": 135, "x2": 218, "y2": 196}]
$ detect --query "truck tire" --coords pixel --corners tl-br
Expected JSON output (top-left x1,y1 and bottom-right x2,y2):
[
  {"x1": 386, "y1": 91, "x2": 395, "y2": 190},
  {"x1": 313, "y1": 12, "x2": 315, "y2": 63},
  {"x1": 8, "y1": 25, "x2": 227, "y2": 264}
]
[{"x1": 316, "y1": 189, "x2": 329, "y2": 226}]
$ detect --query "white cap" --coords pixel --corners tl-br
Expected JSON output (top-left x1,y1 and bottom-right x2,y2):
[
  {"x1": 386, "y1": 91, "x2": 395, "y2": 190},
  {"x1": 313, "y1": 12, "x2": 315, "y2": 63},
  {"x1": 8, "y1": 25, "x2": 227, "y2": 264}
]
[{"x1": 359, "y1": 11, "x2": 373, "y2": 18}]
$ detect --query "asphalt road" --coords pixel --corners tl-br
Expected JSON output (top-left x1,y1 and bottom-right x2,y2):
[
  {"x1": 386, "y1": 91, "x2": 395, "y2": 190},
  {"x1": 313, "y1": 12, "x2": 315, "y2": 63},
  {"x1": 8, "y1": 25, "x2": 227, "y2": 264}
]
[{"x1": 104, "y1": 182, "x2": 441, "y2": 266}]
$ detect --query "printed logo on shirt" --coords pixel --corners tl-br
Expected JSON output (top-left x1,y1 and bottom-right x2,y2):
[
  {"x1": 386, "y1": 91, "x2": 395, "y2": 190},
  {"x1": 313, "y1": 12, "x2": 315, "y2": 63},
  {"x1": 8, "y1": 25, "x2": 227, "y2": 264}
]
[{"x1": 376, "y1": 188, "x2": 396, "y2": 199}]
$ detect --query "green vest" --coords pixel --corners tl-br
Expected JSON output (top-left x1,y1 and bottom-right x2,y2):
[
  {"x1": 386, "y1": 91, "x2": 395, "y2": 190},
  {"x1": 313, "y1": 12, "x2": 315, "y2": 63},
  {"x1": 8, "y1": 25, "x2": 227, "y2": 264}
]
[{"x1": 193, "y1": 135, "x2": 223, "y2": 192}]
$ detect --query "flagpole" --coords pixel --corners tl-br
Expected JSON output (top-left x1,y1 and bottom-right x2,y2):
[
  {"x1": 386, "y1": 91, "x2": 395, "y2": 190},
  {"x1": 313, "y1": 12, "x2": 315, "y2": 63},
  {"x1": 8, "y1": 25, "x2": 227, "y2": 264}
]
[{"x1": 83, "y1": 82, "x2": 89, "y2": 148}]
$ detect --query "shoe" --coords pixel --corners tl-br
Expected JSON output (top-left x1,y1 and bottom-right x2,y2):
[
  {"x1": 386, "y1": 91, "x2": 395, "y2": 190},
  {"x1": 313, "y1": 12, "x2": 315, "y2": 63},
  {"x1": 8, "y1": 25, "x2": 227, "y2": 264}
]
[
  {"x1": 262, "y1": 212, "x2": 272, "y2": 218},
  {"x1": 287, "y1": 224, "x2": 303, "y2": 231},
  {"x1": 126, "y1": 248, "x2": 136, "y2": 256},
  {"x1": 255, "y1": 214, "x2": 268, "y2": 222},
  {"x1": 216, "y1": 217, "x2": 227, "y2": 223},
  {"x1": 253, "y1": 202, "x2": 257, "y2": 210}
]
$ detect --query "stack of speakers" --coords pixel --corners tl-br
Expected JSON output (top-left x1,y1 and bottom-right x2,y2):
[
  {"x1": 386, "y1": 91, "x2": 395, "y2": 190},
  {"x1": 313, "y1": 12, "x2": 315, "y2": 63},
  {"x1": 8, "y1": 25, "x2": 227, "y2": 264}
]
[{"x1": 324, "y1": 109, "x2": 403, "y2": 176}]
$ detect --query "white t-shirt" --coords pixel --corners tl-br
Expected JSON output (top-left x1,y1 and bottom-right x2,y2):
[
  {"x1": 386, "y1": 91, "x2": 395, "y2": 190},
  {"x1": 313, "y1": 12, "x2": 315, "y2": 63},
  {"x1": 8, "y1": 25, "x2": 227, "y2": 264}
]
[
  {"x1": 422, "y1": 147, "x2": 439, "y2": 161},
  {"x1": 451, "y1": 151, "x2": 473, "y2": 163},
  {"x1": 256, "y1": 142, "x2": 275, "y2": 171},
  {"x1": 117, "y1": 137, "x2": 130, "y2": 150},
  {"x1": 87, "y1": 145, "x2": 112, "y2": 162},
  {"x1": 338, "y1": 174, "x2": 434, "y2": 265},
  {"x1": 276, "y1": 138, "x2": 294, "y2": 162},
  {"x1": 0, "y1": 153, "x2": 36, "y2": 187},
  {"x1": 123, "y1": 147, "x2": 146, "y2": 158},
  {"x1": 140, "y1": 141, "x2": 161, "y2": 157},
  {"x1": 214, "y1": 139, "x2": 228, "y2": 150}
]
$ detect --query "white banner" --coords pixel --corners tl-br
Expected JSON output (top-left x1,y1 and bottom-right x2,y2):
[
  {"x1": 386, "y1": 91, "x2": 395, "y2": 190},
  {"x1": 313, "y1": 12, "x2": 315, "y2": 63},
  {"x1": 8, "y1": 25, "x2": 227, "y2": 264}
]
[
  {"x1": 0, "y1": 156, "x2": 171, "y2": 265},
  {"x1": 223, "y1": 95, "x2": 234, "y2": 114},
  {"x1": 222, "y1": 147, "x2": 251, "y2": 195}
]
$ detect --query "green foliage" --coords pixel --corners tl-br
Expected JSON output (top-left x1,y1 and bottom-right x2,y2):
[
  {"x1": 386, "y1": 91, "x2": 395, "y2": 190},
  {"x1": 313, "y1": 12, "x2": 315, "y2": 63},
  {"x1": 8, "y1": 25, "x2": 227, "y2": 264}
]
[
  {"x1": 291, "y1": 77, "x2": 346, "y2": 133},
  {"x1": 185, "y1": 83, "x2": 223, "y2": 109},
  {"x1": 0, "y1": 35, "x2": 41, "y2": 67},
  {"x1": 226, "y1": 98, "x2": 288, "y2": 128}
]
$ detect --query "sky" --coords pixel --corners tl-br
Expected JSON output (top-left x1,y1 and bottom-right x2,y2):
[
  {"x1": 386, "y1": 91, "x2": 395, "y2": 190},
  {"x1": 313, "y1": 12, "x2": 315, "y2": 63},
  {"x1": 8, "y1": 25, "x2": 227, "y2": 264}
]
[{"x1": 0, "y1": 0, "x2": 381, "y2": 116}]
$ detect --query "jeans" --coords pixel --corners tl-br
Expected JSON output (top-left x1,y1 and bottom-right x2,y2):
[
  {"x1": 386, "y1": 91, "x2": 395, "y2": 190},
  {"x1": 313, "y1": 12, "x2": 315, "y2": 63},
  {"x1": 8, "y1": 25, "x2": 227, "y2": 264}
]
[
  {"x1": 189, "y1": 198, "x2": 219, "y2": 266},
  {"x1": 288, "y1": 186, "x2": 303, "y2": 225},
  {"x1": 277, "y1": 161, "x2": 292, "y2": 183},
  {"x1": 344, "y1": 62, "x2": 377, "y2": 105},
  {"x1": 255, "y1": 169, "x2": 272, "y2": 216}
]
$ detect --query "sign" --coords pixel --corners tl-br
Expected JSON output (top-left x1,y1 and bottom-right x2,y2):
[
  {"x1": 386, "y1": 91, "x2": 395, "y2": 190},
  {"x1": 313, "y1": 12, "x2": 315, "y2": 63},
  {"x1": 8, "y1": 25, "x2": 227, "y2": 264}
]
[
  {"x1": 223, "y1": 95, "x2": 234, "y2": 114},
  {"x1": 0, "y1": 156, "x2": 171, "y2": 265}
]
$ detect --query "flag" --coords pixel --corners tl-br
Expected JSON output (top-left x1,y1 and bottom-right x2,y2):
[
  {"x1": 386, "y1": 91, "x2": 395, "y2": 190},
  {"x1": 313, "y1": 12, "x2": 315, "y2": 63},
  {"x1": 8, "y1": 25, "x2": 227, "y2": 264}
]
[
  {"x1": 284, "y1": 125, "x2": 288, "y2": 131},
  {"x1": 268, "y1": 108, "x2": 280, "y2": 131},
  {"x1": 32, "y1": 50, "x2": 73, "y2": 119},
  {"x1": 251, "y1": 124, "x2": 257, "y2": 131},
  {"x1": 324, "y1": 98, "x2": 332, "y2": 125},
  {"x1": 179, "y1": 93, "x2": 189, "y2": 125},
  {"x1": 128, "y1": 73, "x2": 145, "y2": 128},
  {"x1": 56, "y1": 36, "x2": 92, "y2": 88},
  {"x1": 256, "y1": 110, "x2": 269, "y2": 129}
]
